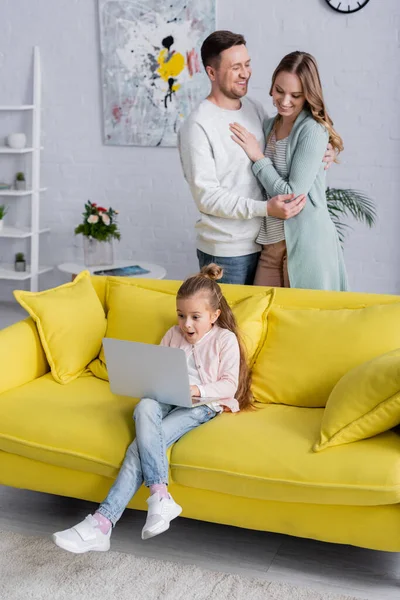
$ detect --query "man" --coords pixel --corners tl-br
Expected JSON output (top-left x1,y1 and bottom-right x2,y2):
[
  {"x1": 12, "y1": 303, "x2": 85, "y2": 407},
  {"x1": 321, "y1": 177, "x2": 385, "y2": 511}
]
[{"x1": 178, "y1": 31, "x2": 334, "y2": 284}]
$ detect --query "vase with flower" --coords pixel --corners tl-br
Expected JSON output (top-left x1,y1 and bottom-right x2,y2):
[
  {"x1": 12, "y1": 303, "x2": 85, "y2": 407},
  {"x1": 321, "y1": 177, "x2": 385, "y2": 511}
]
[{"x1": 74, "y1": 200, "x2": 121, "y2": 267}]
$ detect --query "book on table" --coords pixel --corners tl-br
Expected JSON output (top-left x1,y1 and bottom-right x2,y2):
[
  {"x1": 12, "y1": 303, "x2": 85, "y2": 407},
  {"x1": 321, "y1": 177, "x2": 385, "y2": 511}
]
[{"x1": 93, "y1": 265, "x2": 150, "y2": 276}]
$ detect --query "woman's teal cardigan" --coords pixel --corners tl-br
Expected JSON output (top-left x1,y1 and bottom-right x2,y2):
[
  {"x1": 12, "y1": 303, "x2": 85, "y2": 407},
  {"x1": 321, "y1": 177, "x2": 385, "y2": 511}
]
[{"x1": 252, "y1": 110, "x2": 348, "y2": 291}]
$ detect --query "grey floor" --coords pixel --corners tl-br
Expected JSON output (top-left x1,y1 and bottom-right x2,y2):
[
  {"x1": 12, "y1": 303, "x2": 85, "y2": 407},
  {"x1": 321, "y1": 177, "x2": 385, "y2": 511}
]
[{"x1": 1, "y1": 301, "x2": 400, "y2": 600}]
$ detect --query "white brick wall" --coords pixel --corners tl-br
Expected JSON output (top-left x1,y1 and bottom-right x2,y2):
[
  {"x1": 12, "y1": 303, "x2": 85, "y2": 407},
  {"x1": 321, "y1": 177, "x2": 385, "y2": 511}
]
[{"x1": 0, "y1": 0, "x2": 399, "y2": 300}]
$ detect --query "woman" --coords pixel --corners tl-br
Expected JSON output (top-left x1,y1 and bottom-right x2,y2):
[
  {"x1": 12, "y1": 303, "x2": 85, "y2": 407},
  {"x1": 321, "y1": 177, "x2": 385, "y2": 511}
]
[{"x1": 229, "y1": 51, "x2": 348, "y2": 291}]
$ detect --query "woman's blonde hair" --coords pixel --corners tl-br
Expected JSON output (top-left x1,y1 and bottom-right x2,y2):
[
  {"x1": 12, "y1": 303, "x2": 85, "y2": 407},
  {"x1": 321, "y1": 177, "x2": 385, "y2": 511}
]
[
  {"x1": 270, "y1": 51, "x2": 344, "y2": 156},
  {"x1": 177, "y1": 264, "x2": 252, "y2": 410}
]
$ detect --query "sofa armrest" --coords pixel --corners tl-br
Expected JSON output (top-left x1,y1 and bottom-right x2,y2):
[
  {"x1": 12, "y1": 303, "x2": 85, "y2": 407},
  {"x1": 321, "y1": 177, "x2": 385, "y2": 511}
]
[{"x1": 0, "y1": 318, "x2": 49, "y2": 394}]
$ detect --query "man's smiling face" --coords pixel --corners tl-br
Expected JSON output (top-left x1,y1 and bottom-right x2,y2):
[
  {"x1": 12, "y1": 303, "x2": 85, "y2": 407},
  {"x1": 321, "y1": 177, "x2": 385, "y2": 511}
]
[{"x1": 207, "y1": 44, "x2": 252, "y2": 100}]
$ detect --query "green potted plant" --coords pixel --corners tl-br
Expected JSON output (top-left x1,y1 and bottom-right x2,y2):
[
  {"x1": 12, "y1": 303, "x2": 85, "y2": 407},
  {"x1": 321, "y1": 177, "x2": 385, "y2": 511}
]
[
  {"x1": 15, "y1": 252, "x2": 26, "y2": 272},
  {"x1": 0, "y1": 205, "x2": 8, "y2": 232},
  {"x1": 15, "y1": 172, "x2": 26, "y2": 191},
  {"x1": 75, "y1": 200, "x2": 121, "y2": 267},
  {"x1": 326, "y1": 188, "x2": 377, "y2": 244}
]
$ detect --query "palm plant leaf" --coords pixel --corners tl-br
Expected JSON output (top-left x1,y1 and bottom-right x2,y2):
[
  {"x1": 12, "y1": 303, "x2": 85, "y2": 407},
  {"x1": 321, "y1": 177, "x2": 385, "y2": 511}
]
[
  {"x1": 326, "y1": 187, "x2": 377, "y2": 243},
  {"x1": 333, "y1": 220, "x2": 351, "y2": 245}
]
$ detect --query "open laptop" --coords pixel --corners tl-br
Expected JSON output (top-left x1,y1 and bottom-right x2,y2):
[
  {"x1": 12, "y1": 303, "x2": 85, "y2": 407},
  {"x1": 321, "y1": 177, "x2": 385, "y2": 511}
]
[{"x1": 103, "y1": 338, "x2": 221, "y2": 408}]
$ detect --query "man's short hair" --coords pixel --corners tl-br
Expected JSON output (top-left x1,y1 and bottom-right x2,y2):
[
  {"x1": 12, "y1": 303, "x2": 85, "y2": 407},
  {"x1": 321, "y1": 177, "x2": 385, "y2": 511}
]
[{"x1": 201, "y1": 30, "x2": 246, "y2": 69}]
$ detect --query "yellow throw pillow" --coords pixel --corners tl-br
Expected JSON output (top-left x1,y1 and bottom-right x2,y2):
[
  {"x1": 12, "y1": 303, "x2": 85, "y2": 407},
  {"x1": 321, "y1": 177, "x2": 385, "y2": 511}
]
[
  {"x1": 89, "y1": 282, "x2": 177, "y2": 379},
  {"x1": 251, "y1": 303, "x2": 400, "y2": 408},
  {"x1": 89, "y1": 279, "x2": 274, "y2": 380},
  {"x1": 314, "y1": 348, "x2": 400, "y2": 451},
  {"x1": 230, "y1": 289, "x2": 274, "y2": 368},
  {"x1": 14, "y1": 270, "x2": 107, "y2": 384}
]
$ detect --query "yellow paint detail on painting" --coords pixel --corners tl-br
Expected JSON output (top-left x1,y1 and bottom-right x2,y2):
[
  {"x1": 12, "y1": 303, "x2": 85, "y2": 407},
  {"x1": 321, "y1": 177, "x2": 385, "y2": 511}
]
[{"x1": 157, "y1": 49, "x2": 185, "y2": 81}]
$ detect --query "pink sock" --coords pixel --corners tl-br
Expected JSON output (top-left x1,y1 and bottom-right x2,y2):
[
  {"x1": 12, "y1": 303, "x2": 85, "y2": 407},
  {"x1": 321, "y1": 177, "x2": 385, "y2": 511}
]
[
  {"x1": 94, "y1": 511, "x2": 112, "y2": 534},
  {"x1": 149, "y1": 483, "x2": 169, "y2": 499}
]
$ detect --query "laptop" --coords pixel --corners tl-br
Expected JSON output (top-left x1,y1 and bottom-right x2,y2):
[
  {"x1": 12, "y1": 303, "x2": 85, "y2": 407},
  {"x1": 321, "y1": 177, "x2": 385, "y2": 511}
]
[{"x1": 102, "y1": 338, "x2": 221, "y2": 408}]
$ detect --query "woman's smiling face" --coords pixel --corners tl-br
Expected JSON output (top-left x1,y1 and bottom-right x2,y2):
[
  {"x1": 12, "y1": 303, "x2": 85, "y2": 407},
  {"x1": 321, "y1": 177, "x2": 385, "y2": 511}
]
[{"x1": 272, "y1": 71, "x2": 306, "y2": 120}]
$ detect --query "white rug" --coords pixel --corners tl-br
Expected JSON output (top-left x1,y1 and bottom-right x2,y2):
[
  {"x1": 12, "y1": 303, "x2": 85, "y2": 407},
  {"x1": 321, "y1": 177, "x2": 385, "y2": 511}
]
[{"x1": 1, "y1": 529, "x2": 364, "y2": 600}]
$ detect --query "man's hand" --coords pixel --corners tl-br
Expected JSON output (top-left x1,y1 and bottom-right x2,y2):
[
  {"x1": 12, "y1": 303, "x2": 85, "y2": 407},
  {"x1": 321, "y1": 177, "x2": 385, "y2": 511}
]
[
  {"x1": 323, "y1": 143, "x2": 336, "y2": 170},
  {"x1": 190, "y1": 385, "x2": 200, "y2": 397},
  {"x1": 229, "y1": 122, "x2": 265, "y2": 163},
  {"x1": 267, "y1": 194, "x2": 306, "y2": 219}
]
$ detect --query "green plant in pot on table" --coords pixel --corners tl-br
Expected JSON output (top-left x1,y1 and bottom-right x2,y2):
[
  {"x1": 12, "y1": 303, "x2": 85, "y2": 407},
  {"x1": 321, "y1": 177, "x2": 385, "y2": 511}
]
[{"x1": 74, "y1": 200, "x2": 121, "y2": 267}]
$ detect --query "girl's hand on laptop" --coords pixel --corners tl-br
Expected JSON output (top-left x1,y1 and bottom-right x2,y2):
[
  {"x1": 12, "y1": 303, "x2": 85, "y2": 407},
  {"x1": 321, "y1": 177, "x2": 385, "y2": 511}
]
[
  {"x1": 190, "y1": 385, "x2": 200, "y2": 397},
  {"x1": 229, "y1": 122, "x2": 265, "y2": 163}
]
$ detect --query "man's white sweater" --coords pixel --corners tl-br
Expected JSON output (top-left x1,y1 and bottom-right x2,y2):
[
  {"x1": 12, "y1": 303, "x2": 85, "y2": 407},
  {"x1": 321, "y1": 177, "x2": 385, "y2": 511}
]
[{"x1": 178, "y1": 98, "x2": 268, "y2": 257}]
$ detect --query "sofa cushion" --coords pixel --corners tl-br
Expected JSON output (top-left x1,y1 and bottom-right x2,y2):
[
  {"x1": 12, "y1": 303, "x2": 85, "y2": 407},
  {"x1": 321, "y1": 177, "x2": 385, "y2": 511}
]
[
  {"x1": 89, "y1": 279, "x2": 274, "y2": 380},
  {"x1": 170, "y1": 404, "x2": 400, "y2": 506},
  {"x1": 314, "y1": 348, "x2": 400, "y2": 452},
  {"x1": 1, "y1": 374, "x2": 400, "y2": 507},
  {"x1": 0, "y1": 373, "x2": 137, "y2": 478},
  {"x1": 14, "y1": 271, "x2": 107, "y2": 384},
  {"x1": 251, "y1": 303, "x2": 400, "y2": 408}
]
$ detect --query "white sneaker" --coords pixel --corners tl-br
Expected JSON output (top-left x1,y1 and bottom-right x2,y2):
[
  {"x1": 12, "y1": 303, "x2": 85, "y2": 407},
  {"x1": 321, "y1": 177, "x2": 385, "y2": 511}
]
[
  {"x1": 141, "y1": 492, "x2": 182, "y2": 540},
  {"x1": 52, "y1": 514, "x2": 111, "y2": 554}
]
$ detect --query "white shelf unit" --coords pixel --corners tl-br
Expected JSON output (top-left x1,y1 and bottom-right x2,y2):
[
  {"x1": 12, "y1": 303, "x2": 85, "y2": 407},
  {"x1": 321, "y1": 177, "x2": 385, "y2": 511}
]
[
  {"x1": 0, "y1": 188, "x2": 47, "y2": 197},
  {"x1": 0, "y1": 226, "x2": 50, "y2": 239},
  {"x1": 0, "y1": 264, "x2": 52, "y2": 281},
  {"x1": 0, "y1": 105, "x2": 34, "y2": 111},
  {"x1": 0, "y1": 47, "x2": 51, "y2": 291},
  {"x1": 0, "y1": 147, "x2": 35, "y2": 154}
]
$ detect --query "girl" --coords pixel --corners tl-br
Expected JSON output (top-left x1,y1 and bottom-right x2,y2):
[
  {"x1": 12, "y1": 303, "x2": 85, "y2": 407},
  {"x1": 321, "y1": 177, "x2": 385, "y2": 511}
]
[
  {"x1": 52, "y1": 264, "x2": 251, "y2": 554},
  {"x1": 229, "y1": 51, "x2": 348, "y2": 291}
]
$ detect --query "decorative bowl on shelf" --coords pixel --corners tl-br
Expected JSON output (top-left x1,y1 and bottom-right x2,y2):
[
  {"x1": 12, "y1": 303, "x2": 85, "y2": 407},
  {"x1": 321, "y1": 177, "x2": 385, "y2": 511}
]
[
  {"x1": 7, "y1": 133, "x2": 27, "y2": 149},
  {"x1": 0, "y1": 183, "x2": 11, "y2": 190}
]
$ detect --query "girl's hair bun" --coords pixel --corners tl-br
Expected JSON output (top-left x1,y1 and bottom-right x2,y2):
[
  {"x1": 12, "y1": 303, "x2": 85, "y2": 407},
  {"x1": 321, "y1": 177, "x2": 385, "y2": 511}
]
[{"x1": 200, "y1": 263, "x2": 224, "y2": 281}]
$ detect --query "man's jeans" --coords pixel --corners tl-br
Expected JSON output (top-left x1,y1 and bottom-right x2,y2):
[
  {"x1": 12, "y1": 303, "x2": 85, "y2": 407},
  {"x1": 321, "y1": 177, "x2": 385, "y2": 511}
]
[
  {"x1": 197, "y1": 250, "x2": 260, "y2": 285},
  {"x1": 98, "y1": 398, "x2": 216, "y2": 525}
]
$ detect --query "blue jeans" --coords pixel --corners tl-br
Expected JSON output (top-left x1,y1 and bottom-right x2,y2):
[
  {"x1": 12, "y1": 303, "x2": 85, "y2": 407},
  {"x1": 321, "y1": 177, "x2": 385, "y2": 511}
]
[
  {"x1": 98, "y1": 398, "x2": 216, "y2": 525},
  {"x1": 197, "y1": 250, "x2": 260, "y2": 285}
]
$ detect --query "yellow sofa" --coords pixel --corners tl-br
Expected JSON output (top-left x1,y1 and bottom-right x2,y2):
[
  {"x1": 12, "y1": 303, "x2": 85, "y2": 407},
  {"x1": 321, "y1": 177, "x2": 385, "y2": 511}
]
[{"x1": 1, "y1": 276, "x2": 400, "y2": 552}]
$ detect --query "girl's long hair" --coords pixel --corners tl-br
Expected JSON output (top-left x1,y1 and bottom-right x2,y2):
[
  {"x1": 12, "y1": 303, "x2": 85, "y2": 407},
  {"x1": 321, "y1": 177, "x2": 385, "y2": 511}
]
[
  {"x1": 177, "y1": 263, "x2": 252, "y2": 410},
  {"x1": 270, "y1": 51, "x2": 344, "y2": 157}
]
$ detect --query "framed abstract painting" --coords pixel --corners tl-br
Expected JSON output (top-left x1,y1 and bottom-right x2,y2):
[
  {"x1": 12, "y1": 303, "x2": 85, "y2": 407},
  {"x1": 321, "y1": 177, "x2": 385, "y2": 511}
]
[{"x1": 98, "y1": 0, "x2": 216, "y2": 147}]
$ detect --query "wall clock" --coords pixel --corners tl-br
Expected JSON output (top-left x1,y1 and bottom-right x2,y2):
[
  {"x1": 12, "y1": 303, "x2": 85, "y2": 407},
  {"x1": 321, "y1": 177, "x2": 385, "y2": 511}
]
[{"x1": 325, "y1": 0, "x2": 370, "y2": 14}]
